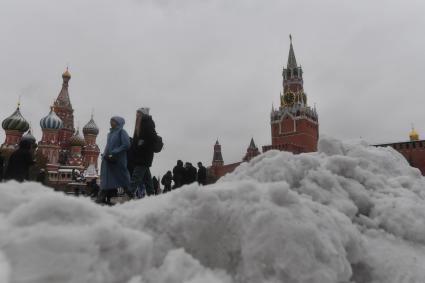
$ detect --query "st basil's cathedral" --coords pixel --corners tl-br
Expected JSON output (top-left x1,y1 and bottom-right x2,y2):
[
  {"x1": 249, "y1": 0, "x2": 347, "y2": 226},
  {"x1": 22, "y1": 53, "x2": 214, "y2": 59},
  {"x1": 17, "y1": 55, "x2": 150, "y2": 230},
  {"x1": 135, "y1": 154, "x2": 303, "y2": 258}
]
[{"x1": 1, "y1": 68, "x2": 100, "y2": 186}]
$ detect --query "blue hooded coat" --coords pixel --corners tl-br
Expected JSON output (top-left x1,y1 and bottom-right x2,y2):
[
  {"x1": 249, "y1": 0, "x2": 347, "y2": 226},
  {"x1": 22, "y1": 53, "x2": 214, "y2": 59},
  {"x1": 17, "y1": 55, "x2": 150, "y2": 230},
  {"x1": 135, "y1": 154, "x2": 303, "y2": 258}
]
[{"x1": 100, "y1": 116, "x2": 131, "y2": 190}]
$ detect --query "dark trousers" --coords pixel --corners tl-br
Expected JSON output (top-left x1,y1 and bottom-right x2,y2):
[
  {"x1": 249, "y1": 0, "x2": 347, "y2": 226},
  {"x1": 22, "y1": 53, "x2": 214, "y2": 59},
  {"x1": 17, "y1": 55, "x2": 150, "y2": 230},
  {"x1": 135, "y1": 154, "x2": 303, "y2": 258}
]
[{"x1": 130, "y1": 166, "x2": 154, "y2": 196}]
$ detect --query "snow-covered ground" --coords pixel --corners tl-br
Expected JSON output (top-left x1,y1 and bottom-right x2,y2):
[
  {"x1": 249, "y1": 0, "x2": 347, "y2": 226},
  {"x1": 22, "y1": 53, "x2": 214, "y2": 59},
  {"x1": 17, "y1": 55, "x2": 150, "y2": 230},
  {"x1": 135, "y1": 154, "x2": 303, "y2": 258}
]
[{"x1": 1, "y1": 137, "x2": 425, "y2": 283}]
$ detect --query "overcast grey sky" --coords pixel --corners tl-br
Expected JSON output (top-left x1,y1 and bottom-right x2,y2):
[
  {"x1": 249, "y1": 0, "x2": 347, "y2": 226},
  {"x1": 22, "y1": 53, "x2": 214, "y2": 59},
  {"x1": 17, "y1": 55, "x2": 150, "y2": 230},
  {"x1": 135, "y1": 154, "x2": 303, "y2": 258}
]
[{"x1": 1, "y1": 0, "x2": 425, "y2": 176}]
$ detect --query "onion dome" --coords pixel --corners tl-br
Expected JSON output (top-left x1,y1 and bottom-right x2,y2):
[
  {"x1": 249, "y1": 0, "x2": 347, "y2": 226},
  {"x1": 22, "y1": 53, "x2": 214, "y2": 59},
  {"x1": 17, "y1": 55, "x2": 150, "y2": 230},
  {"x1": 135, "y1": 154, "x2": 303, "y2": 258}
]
[
  {"x1": 40, "y1": 107, "x2": 64, "y2": 130},
  {"x1": 21, "y1": 128, "x2": 36, "y2": 144},
  {"x1": 83, "y1": 116, "x2": 99, "y2": 135},
  {"x1": 2, "y1": 105, "x2": 30, "y2": 132},
  {"x1": 62, "y1": 67, "x2": 71, "y2": 79},
  {"x1": 69, "y1": 129, "x2": 86, "y2": 147},
  {"x1": 409, "y1": 127, "x2": 419, "y2": 141}
]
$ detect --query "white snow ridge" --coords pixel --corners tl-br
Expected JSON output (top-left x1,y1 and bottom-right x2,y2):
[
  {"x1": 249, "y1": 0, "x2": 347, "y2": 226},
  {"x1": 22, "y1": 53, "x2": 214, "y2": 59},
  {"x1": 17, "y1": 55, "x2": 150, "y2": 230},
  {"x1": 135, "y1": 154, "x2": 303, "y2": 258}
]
[{"x1": 1, "y1": 137, "x2": 425, "y2": 283}]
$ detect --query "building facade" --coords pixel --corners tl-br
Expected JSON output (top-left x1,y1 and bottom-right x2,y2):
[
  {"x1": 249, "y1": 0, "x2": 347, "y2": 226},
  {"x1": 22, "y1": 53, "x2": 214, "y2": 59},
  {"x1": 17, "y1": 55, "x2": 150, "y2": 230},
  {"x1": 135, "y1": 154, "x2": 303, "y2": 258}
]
[
  {"x1": 375, "y1": 128, "x2": 425, "y2": 175},
  {"x1": 263, "y1": 35, "x2": 319, "y2": 153},
  {"x1": 209, "y1": 36, "x2": 318, "y2": 181},
  {"x1": 1, "y1": 68, "x2": 100, "y2": 187},
  {"x1": 208, "y1": 138, "x2": 261, "y2": 182}
]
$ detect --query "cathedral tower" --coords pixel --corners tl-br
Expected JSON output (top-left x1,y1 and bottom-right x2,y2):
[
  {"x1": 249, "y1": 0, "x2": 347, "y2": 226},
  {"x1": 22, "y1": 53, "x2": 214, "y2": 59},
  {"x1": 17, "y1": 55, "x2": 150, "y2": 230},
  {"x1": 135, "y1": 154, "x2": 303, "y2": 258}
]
[
  {"x1": 54, "y1": 68, "x2": 75, "y2": 150},
  {"x1": 263, "y1": 35, "x2": 319, "y2": 154},
  {"x1": 82, "y1": 115, "x2": 100, "y2": 169},
  {"x1": 1, "y1": 103, "x2": 30, "y2": 156},
  {"x1": 38, "y1": 106, "x2": 63, "y2": 170},
  {"x1": 67, "y1": 129, "x2": 85, "y2": 168}
]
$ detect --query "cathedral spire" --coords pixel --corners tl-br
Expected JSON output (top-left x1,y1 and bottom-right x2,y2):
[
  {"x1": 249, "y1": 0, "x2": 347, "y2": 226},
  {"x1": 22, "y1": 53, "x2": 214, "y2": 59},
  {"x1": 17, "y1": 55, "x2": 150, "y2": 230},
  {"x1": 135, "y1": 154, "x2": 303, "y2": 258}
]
[
  {"x1": 287, "y1": 34, "x2": 298, "y2": 69},
  {"x1": 55, "y1": 67, "x2": 72, "y2": 108}
]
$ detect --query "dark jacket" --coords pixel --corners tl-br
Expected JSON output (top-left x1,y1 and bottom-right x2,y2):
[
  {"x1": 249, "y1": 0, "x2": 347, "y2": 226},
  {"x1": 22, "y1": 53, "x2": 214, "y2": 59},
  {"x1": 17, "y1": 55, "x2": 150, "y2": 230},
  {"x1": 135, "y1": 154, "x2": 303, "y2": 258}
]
[
  {"x1": 0, "y1": 154, "x2": 4, "y2": 181},
  {"x1": 161, "y1": 172, "x2": 173, "y2": 192},
  {"x1": 130, "y1": 115, "x2": 157, "y2": 168},
  {"x1": 173, "y1": 163, "x2": 185, "y2": 189},
  {"x1": 197, "y1": 165, "x2": 207, "y2": 185},
  {"x1": 184, "y1": 164, "x2": 197, "y2": 184},
  {"x1": 5, "y1": 140, "x2": 35, "y2": 182}
]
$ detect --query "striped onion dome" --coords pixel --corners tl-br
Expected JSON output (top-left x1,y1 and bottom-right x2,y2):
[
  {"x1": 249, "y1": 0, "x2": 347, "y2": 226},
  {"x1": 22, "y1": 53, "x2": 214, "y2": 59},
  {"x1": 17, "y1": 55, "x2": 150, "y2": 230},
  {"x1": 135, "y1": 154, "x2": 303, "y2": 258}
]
[
  {"x1": 2, "y1": 106, "x2": 30, "y2": 132},
  {"x1": 82, "y1": 116, "x2": 99, "y2": 135},
  {"x1": 69, "y1": 129, "x2": 86, "y2": 147},
  {"x1": 21, "y1": 128, "x2": 36, "y2": 144},
  {"x1": 40, "y1": 107, "x2": 64, "y2": 130}
]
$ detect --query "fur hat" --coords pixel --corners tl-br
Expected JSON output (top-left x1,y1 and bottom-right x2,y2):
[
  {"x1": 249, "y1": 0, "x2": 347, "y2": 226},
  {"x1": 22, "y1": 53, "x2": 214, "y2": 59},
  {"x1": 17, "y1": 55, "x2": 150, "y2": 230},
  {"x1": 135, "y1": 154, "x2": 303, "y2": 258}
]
[{"x1": 137, "y1": 107, "x2": 150, "y2": 115}]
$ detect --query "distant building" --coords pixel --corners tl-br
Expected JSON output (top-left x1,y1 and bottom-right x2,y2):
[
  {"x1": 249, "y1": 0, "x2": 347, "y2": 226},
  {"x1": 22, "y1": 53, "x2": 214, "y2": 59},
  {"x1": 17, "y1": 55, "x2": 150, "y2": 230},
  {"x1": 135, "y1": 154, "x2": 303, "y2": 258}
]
[
  {"x1": 209, "y1": 36, "x2": 319, "y2": 181},
  {"x1": 208, "y1": 139, "x2": 260, "y2": 183},
  {"x1": 375, "y1": 127, "x2": 425, "y2": 175},
  {"x1": 1, "y1": 68, "x2": 100, "y2": 187},
  {"x1": 263, "y1": 35, "x2": 318, "y2": 153}
]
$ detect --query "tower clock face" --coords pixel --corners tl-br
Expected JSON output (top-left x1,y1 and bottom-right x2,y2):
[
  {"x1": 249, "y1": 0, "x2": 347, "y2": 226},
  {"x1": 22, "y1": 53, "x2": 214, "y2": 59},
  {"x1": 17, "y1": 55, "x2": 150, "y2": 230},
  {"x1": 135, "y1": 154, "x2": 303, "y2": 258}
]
[{"x1": 284, "y1": 92, "x2": 295, "y2": 105}]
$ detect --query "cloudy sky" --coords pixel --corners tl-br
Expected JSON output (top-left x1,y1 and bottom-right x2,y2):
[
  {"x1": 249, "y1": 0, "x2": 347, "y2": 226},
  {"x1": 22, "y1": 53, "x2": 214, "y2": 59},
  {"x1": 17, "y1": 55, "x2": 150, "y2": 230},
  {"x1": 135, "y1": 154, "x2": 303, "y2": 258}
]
[{"x1": 1, "y1": 0, "x2": 424, "y2": 176}]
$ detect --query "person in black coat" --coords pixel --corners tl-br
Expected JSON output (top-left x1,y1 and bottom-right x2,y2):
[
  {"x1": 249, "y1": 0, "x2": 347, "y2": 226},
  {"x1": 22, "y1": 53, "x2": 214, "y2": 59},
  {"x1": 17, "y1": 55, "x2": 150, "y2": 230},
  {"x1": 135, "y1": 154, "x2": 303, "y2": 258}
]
[
  {"x1": 152, "y1": 176, "x2": 160, "y2": 194},
  {"x1": 36, "y1": 169, "x2": 47, "y2": 185},
  {"x1": 172, "y1": 160, "x2": 185, "y2": 189},
  {"x1": 161, "y1": 171, "x2": 173, "y2": 193},
  {"x1": 129, "y1": 107, "x2": 157, "y2": 196},
  {"x1": 0, "y1": 153, "x2": 4, "y2": 182},
  {"x1": 197, "y1": 162, "x2": 207, "y2": 185},
  {"x1": 184, "y1": 162, "x2": 197, "y2": 184},
  {"x1": 4, "y1": 139, "x2": 35, "y2": 182}
]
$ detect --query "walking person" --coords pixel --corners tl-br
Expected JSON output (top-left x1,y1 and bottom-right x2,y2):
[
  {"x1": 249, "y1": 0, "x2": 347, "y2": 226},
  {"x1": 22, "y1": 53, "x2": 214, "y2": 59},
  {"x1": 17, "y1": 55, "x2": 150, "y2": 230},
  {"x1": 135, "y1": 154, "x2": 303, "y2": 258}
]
[
  {"x1": 129, "y1": 108, "x2": 158, "y2": 197},
  {"x1": 197, "y1": 162, "x2": 207, "y2": 185},
  {"x1": 98, "y1": 116, "x2": 131, "y2": 205},
  {"x1": 172, "y1": 160, "x2": 185, "y2": 189},
  {"x1": 152, "y1": 176, "x2": 160, "y2": 194},
  {"x1": 161, "y1": 171, "x2": 173, "y2": 193},
  {"x1": 4, "y1": 139, "x2": 35, "y2": 182}
]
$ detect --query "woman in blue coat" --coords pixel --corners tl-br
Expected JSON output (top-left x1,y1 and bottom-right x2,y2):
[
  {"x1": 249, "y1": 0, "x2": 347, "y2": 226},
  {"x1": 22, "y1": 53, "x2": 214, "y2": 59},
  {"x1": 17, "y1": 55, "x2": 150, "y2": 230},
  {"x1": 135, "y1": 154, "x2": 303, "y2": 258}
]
[{"x1": 98, "y1": 116, "x2": 131, "y2": 204}]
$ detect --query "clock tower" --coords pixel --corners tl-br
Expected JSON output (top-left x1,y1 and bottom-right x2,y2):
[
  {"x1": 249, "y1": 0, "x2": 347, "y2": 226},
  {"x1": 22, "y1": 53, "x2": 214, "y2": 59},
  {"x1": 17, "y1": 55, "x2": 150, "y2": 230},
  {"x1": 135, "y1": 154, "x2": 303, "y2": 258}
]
[{"x1": 263, "y1": 35, "x2": 319, "y2": 154}]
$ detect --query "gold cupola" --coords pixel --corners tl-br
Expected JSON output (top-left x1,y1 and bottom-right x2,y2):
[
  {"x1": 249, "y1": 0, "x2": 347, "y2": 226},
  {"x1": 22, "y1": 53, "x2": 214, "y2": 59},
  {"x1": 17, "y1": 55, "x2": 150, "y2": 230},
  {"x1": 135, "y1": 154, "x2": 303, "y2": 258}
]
[{"x1": 409, "y1": 126, "x2": 419, "y2": 141}]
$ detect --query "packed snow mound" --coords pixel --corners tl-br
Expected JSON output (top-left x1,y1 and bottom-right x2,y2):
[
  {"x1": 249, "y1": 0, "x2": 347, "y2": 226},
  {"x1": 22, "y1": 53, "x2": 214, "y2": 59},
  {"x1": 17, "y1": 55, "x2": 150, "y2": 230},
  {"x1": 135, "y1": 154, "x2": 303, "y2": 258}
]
[{"x1": 1, "y1": 137, "x2": 425, "y2": 283}]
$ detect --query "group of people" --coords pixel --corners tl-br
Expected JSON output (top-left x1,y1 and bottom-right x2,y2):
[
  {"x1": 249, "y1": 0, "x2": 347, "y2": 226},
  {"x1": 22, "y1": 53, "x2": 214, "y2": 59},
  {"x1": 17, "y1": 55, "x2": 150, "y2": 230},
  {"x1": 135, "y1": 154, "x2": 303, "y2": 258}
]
[
  {"x1": 160, "y1": 161, "x2": 207, "y2": 193},
  {"x1": 0, "y1": 107, "x2": 209, "y2": 205},
  {"x1": 0, "y1": 139, "x2": 36, "y2": 182},
  {"x1": 97, "y1": 107, "x2": 161, "y2": 204}
]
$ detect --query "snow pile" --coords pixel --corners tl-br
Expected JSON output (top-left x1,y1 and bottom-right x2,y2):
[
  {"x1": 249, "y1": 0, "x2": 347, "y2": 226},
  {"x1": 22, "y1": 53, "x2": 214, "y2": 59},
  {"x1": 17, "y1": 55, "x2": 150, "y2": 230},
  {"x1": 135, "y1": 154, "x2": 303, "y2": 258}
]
[{"x1": 1, "y1": 137, "x2": 425, "y2": 283}]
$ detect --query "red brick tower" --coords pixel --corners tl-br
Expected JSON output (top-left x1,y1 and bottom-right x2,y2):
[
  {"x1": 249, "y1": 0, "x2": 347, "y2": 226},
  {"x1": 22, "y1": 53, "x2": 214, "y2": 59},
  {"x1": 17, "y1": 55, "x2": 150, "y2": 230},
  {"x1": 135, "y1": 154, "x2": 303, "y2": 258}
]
[
  {"x1": 212, "y1": 140, "x2": 224, "y2": 167},
  {"x1": 82, "y1": 115, "x2": 100, "y2": 169},
  {"x1": 243, "y1": 138, "x2": 260, "y2": 162},
  {"x1": 1, "y1": 103, "x2": 30, "y2": 157},
  {"x1": 38, "y1": 106, "x2": 64, "y2": 170},
  {"x1": 54, "y1": 68, "x2": 75, "y2": 152},
  {"x1": 263, "y1": 35, "x2": 319, "y2": 154}
]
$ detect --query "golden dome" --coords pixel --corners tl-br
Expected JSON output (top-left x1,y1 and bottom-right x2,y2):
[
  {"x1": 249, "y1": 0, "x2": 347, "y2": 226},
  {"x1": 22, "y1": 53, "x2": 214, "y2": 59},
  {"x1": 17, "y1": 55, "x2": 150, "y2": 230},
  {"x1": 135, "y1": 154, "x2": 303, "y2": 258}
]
[
  {"x1": 62, "y1": 67, "x2": 71, "y2": 78},
  {"x1": 409, "y1": 127, "x2": 419, "y2": 141}
]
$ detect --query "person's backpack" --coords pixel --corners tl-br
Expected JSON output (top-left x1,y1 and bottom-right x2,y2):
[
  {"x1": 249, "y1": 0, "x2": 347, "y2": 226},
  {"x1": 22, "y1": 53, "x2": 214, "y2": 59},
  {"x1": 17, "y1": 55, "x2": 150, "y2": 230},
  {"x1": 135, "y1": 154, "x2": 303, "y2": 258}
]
[{"x1": 153, "y1": 134, "x2": 163, "y2": 153}]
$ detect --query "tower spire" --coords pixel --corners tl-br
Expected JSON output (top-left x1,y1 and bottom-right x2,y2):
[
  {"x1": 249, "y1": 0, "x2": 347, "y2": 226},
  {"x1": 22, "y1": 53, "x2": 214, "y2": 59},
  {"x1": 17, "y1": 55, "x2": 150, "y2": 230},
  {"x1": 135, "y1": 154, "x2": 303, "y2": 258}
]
[{"x1": 287, "y1": 34, "x2": 298, "y2": 69}]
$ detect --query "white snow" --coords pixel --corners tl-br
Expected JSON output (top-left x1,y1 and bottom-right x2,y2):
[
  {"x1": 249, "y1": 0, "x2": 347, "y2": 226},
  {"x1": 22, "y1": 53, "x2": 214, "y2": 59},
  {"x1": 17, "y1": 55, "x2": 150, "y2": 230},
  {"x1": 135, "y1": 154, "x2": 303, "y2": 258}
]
[{"x1": 1, "y1": 137, "x2": 425, "y2": 283}]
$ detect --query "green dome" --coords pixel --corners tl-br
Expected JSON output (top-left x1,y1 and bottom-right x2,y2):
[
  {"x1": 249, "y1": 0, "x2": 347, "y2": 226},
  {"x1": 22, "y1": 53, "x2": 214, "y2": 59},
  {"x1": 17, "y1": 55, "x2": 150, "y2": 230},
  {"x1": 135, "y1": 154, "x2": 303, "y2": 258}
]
[{"x1": 2, "y1": 106, "x2": 30, "y2": 132}]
